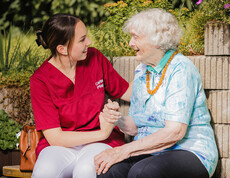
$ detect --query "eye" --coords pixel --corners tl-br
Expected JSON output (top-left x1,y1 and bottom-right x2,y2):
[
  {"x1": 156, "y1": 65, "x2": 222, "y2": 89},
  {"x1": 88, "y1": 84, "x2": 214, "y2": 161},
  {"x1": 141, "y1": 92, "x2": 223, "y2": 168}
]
[
  {"x1": 79, "y1": 35, "x2": 87, "y2": 42},
  {"x1": 133, "y1": 35, "x2": 139, "y2": 40},
  {"x1": 80, "y1": 38, "x2": 85, "y2": 42}
]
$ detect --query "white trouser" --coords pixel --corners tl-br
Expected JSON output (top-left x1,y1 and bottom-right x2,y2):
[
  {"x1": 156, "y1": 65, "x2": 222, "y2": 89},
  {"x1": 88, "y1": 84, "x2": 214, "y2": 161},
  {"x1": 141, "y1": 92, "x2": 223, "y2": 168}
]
[{"x1": 32, "y1": 143, "x2": 111, "y2": 178}]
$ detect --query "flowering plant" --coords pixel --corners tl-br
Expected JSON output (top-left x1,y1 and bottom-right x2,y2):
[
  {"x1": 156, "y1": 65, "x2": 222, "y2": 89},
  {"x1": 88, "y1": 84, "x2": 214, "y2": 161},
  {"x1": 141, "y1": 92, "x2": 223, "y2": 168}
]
[{"x1": 196, "y1": 0, "x2": 230, "y2": 9}]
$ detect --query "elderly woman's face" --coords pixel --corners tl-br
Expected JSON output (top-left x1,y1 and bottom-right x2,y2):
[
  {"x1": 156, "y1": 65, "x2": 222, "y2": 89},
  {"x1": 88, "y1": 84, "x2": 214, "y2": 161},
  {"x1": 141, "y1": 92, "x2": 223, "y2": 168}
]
[{"x1": 129, "y1": 27, "x2": 158, "y2": 65}]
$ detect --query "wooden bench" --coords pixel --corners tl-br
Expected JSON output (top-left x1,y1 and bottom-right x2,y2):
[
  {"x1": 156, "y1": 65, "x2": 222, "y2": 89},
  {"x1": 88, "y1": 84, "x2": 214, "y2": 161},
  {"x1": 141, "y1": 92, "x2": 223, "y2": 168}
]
[{"x1": 3, "y1": 165, "x2": 32, "y2": 178}]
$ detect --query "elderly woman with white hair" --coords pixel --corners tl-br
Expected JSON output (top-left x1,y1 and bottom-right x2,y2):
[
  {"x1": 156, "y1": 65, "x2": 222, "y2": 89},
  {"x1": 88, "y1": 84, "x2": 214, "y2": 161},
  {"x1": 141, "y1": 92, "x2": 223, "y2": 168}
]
[{"x1": 95, "y1": 8, "x2": 218, "y2": 178}]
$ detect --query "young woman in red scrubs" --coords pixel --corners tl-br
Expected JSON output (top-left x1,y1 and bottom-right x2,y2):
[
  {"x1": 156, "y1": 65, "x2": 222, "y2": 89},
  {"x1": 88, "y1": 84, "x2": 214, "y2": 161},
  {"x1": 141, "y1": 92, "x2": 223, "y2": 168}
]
[{"x1": 31, "y1": 14, "x2": 132, "y2": 178}]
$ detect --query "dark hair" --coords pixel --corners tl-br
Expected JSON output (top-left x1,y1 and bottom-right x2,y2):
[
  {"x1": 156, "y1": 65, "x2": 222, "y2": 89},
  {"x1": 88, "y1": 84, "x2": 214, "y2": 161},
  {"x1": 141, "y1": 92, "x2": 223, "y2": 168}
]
[{"x1": 36, "y1": 14, "x2": 80, "y2": 56}]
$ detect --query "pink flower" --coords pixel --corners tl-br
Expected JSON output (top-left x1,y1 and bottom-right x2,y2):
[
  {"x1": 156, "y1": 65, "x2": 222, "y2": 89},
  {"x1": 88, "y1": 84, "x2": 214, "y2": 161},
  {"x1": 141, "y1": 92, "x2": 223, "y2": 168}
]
[
  {"x1": 224, "y1": 4, "x2": 230, "y2": 9},
  {"x1": 196, "y1": 0, "x2": 202, "y2": 5}
]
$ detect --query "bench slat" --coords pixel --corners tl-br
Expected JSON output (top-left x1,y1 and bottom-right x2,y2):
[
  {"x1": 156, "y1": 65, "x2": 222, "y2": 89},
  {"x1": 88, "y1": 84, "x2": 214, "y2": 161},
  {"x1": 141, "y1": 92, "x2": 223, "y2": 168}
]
[{"x1": 3, "y1": 165, "x2": 32, "y2": 178}]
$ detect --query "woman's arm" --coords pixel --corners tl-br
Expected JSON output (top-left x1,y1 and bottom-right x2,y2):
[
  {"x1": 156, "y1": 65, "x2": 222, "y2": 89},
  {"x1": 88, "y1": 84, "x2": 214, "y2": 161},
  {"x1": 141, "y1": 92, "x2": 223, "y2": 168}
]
[
  {"x1": 122, "y1": 120, "x2": 187, "y2": 156},
  {"x1": 43, "y1": 114, "x2": 114, "y2": 147},
  {"x1": 117, "y1": 116, "x2": 138, "y2": 136},
  {"x1": 95, "y1": 120, "x2": 187, "y2": 175},
  {"x1": 120, "y1": 81, "x2": 133, "y2": 102}
]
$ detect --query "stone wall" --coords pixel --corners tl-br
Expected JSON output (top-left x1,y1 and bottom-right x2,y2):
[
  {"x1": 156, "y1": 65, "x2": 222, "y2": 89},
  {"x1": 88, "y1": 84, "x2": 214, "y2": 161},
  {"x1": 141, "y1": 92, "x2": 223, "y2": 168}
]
[
  {"x1": 0, "y1": 87, "x2": 33, "y2": 125},
  {"x1": 205, "y1": 22, "x2": 230, "y2": 178}
]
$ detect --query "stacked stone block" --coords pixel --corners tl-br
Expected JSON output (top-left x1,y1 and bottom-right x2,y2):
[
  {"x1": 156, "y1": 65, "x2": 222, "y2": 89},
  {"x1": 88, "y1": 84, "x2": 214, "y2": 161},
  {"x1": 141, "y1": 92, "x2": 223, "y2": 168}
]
[{"x1": 204, "y1": 22, "x2": 230, "y2": 178}]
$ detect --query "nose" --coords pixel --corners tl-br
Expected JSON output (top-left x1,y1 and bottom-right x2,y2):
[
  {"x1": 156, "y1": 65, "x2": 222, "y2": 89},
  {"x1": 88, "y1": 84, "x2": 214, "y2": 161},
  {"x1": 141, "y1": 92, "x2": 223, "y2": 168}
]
[
  {"x1": 86, "y1": 37, "x2": 92, "y2": 46},
  {"x1": 129, "y1": 37, "x2": 135, "y2": 48}
]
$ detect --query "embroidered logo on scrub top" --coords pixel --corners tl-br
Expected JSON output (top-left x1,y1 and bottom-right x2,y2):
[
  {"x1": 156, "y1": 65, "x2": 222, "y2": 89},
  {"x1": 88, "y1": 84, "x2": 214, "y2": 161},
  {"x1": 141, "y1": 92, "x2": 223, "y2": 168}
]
[{"x1": 95, "y1": 79, "x2": 104, "y2": 89}]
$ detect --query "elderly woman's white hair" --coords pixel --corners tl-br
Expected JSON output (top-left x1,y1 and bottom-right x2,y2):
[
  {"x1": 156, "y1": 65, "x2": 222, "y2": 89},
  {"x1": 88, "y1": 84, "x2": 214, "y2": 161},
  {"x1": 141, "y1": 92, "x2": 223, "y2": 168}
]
[{"x1": 123, "y1": 8, "x2": 183, "y2": 52}]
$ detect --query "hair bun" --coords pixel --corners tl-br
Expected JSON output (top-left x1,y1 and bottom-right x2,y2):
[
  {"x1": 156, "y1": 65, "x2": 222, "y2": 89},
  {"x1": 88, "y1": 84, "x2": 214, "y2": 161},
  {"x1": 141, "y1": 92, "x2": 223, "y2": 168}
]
[{"x1": 35, "y1": 31, "x2": 48, "y2": 49}]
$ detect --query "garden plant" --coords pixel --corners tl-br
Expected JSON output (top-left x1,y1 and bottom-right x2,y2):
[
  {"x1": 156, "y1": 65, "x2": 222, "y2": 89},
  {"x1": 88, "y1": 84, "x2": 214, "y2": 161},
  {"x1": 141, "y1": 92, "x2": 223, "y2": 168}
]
[{"x1": 0, "y1": 109, "x2": 21, "y2": 150}]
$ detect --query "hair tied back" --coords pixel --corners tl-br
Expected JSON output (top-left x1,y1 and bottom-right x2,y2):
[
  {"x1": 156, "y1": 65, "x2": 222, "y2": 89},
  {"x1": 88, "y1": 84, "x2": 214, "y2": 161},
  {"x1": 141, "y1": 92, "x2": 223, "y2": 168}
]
[{"x1": 36, "y1": 31, "x2": 48, "y2": 49}]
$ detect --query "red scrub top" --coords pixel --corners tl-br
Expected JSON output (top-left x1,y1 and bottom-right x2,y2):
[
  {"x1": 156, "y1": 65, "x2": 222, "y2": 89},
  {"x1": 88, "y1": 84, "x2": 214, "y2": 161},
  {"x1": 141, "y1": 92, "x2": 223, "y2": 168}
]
[{"x1": 30, "y1": 47, "x2": 129, "y2": 156}]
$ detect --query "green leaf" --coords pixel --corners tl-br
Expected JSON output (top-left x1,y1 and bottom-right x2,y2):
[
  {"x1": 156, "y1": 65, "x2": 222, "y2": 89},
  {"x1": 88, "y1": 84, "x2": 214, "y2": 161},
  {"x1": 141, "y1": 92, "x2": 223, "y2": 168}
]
[
  {"x1": 0, "y1": 33, "x2": 4, "y2": 71},
  {"x1": 5, "y1": 28, "x2": 12, "y2": 72}
]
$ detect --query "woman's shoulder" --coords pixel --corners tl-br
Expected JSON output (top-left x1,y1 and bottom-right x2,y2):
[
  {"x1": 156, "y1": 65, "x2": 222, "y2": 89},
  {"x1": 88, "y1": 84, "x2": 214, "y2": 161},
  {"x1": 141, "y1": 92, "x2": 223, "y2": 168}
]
[
  {"x1": 85, "y1": 47, "x2": 110, "y2": 65},
  {"x1": 87, "y1": 47, "x2": 101, "y2": 57},
  {"x1": 135, "y1": 63, "x2": 147, "y2": 72},
  {"x1": 172, "y1": 53, "x2": 193, "y2": 66},
  {"x1": 30, "y1": 57, "x2": 51, "y2": 81},
  {"x1": 170, "y1": 53, "x2": 198, "y2": 73},
  {"x1": 133, "y1": 63, "x2": 147, "y2": 81},
  {"x1": 167, "y1": 53, "x2": 202, "y2": 83}
]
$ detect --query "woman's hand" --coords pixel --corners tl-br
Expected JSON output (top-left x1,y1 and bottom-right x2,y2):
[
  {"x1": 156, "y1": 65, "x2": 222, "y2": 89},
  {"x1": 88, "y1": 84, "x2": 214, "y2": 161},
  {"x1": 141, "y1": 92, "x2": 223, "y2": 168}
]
[
  {"x1": 99, "y1": 113, "x2": 115, "y2": 140},
  {"x1": 94, "y1": 146, "x2": 130, "y2": 175},
  {"x1": 102, "y1": 99, "x2": 122, "y2": 124}
]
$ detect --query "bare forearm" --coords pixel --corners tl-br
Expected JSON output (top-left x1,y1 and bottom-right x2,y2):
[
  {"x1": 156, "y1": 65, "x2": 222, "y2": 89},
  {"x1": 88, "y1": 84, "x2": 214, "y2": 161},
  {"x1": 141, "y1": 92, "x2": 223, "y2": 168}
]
[
  {"x1": 120, "y1": 81, "x2": 133, "y2": 102},
  {"x1": 117, "y1": 116, "x2": 138, "y2": 136},
  {"x1": 127, "y1": 131, "x2": 177, "y2": 156},
  {"x1": 43, "y1": 128, "x2": 108, "y2": 147},
  {"x1": 119, "y1": 126, "x2": 185, "y2": 157}
]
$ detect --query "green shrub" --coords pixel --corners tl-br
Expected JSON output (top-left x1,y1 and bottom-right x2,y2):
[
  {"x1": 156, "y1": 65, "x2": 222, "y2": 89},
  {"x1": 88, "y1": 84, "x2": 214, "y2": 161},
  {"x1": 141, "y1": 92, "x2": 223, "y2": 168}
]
[
  {"x1": 0, "y1": 109, "x2": 22, "y2": 150},
  {"x1": 0, "y1": 0, "x2": 116, "y2": 31},
  {"x1": 0, "y1": 27, "x2": 49, "y2": 87},
  {"x1": 90, "y1": 0, "x2": 173, "y2": 58},
  {"x1": 90, "y1": 0, "x2": 230, "y2": 57},
  {"x1": 178, "y1": 0, "x2": 230, "y2": 55},
  {"x1": 170, "y1": 0, "x2": 198, "y2": 10},
  {"x1": 0, "y1": 28, "x2": 21, "y2": 75}
]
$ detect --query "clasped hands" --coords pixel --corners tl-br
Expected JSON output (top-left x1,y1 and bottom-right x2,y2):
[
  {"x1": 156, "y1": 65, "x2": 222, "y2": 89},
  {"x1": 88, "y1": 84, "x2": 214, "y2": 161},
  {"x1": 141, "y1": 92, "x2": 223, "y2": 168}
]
[{"x1": 99, "y1": 99, "x2": 121, "y2": 139}]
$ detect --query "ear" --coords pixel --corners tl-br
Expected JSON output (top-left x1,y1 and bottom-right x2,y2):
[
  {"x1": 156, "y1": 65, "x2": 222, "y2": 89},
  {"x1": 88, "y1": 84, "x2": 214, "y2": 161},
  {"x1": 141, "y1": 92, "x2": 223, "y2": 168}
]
[{"x1": 56, "y1": 45, "x2": 68, "y2": 55}]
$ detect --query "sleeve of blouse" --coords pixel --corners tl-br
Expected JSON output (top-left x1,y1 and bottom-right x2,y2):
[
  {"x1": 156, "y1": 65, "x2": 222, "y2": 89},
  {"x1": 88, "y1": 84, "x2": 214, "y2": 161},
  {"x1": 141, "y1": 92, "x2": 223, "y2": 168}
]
[
  {"x1": 164, "y1": 63, "x2": 199, "y2": 124},
  {"x1": 30, "y1": 76, "x2": 60, "y2": 131},
  {"x1": 98, "y1": 50, "x2": 129, "y2": 99}
]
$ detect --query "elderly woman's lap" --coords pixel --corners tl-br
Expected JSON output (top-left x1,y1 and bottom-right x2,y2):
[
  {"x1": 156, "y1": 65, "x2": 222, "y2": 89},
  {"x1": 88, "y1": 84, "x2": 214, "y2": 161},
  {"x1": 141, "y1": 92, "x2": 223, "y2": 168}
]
[{"x1": 97, "y1": 150, "x2": 209, "y2": 178}]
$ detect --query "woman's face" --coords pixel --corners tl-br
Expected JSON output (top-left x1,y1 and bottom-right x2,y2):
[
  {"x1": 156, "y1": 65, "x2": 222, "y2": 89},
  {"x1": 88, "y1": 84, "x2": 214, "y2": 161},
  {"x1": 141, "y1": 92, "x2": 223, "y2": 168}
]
[
  {"x1": 68, "y1": 20, "x2": 92, "y2": 61},
  {"x1": 129, "y1": 27, "x2": 158, "y2": 65}
]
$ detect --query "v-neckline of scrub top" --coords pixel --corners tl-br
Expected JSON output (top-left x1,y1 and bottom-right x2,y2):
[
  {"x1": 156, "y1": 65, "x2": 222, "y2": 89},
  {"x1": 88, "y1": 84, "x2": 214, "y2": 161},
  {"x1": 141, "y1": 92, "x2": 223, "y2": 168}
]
[
  {"x1": 45, "y1": 57, "x2": 90, "y2": 101},
  {"x1": 46, "y1": 57, "x2": 76, "y2": 86}
]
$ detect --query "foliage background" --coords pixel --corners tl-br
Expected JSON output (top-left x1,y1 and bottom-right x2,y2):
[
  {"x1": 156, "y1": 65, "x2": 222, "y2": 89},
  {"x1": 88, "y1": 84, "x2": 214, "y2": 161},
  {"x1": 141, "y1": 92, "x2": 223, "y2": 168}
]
[
  {"x1": 0, "y1": 0, "x2": 116, "y2": 31},
  {"x1": 0, "y1": 0, "x2": 229, "y2": 86},
  {"x1": 90, "y1": 0, "x2": 230, "y2": 58}
]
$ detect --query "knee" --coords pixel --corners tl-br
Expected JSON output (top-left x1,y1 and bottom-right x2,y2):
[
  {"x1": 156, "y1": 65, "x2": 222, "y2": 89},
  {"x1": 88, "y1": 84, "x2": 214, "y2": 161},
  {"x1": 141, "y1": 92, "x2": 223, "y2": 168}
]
[
  {"x1": 128, "y1": 163, "x2": 165, "y2": 178},
  {"x1": 73, "y1": 162, "x2": 96, "y2": 178},
  {"x1": 32, "y1": 162, "x2": 59, "y2": 178},
  {"x1": 97, "y1": 164, "x2": 126, "y2": 178},
  {"x1": 32, "y1": 146, "x2": 76, "y2": 178}
]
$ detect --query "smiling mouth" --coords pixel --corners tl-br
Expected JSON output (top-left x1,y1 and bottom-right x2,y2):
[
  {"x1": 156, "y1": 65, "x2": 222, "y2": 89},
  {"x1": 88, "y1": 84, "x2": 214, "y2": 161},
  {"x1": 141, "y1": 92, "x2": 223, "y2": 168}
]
[{"x1": 135, "y1": 49, "x2": 140, "y2": 54}]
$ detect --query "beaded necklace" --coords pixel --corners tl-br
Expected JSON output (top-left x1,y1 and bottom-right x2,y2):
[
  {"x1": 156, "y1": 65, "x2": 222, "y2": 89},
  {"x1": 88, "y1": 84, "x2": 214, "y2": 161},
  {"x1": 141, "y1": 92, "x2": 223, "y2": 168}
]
[{"x1": 146, "y1": 50, "x2": 178, "y2": 95}]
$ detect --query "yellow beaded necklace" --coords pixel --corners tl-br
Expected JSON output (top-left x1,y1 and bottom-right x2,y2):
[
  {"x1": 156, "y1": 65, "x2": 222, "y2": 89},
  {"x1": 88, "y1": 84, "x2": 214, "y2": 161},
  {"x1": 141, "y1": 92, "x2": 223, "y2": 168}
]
[{"x1": 146, "y1": 50, "x2": 178, "y2": 95}]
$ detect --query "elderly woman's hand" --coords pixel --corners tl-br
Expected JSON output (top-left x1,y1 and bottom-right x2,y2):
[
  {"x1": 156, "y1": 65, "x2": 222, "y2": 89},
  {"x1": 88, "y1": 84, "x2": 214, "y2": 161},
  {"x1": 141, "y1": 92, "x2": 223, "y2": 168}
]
[
  {"x1": 102, "y1": 99, "x2": 122, "y2": 124},
  {"x1": 94, "y1": 146, "x2": 130, "y2": 175}
]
